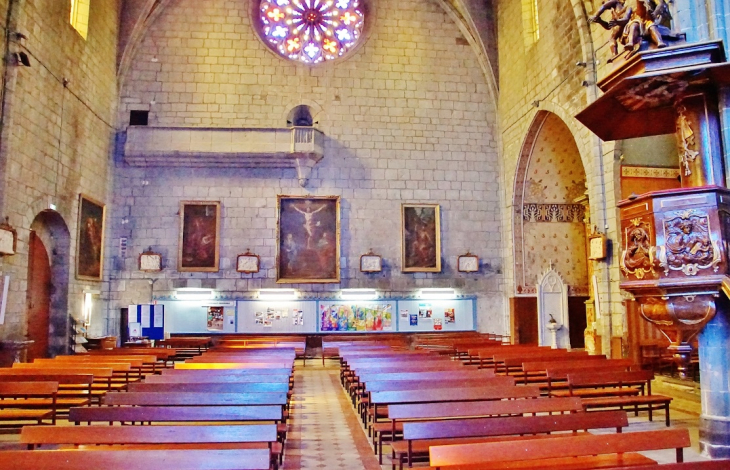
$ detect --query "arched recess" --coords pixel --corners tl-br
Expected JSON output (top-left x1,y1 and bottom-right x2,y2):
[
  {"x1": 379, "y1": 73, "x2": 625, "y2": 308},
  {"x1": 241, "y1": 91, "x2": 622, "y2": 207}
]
[
  {"x1": 26, "y1": 210, "x2": 71, "y2": 358},
  {"x1": 511, "y1": 111, "x2": 589, "y2": 347}
]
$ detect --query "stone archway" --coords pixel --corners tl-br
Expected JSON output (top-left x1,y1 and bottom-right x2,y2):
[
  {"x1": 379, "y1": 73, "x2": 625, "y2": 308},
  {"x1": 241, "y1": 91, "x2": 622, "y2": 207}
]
[
  {"x1": 512, "y1": 111, "x2": 589, "y2": 346},
  {"x1": 26, "y1": 210, "x2": 71, "y2": 357}
]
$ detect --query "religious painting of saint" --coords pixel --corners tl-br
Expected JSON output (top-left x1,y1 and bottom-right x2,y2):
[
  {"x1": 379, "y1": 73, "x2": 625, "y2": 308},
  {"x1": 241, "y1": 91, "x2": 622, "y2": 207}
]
[
  {"x1": 402, "y1": 203, "x2": 441, "y2": 272},
  {"x1": 76, "y1": 194, "x2": 106, "y2": 281},
  {"x1": 277, "y1": 195, "x2": 340, "y2": 283},
  {"x1": 178, "y1": 201, "x2": 220, "y2": 272}
]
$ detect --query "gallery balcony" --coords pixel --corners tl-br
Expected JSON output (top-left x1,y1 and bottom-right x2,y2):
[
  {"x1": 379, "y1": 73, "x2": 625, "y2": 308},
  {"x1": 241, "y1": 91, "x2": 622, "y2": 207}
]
[{"x1": 123, "y1": 126, "x2": 325, "y2": 186}]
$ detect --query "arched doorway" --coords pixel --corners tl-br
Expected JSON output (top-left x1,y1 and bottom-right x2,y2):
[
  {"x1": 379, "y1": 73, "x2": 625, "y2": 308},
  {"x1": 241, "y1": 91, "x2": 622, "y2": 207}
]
[
  {"x1": 512, "y1": 111, "x2": 589, "y2": 347},
  {"x1": 26, "y1": 210, "x2": 71, "y2": 358}
]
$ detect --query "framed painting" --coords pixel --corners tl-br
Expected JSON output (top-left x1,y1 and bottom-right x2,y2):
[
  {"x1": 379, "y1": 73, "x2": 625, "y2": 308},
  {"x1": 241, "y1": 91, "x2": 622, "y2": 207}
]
[
  {"x1": 277, "y1": 195, "x2": 340, "y2": 283},
  {"x1": 76, "y1": 194, "x2": 106, "y2": 281},
  {"x1": 402, "y1": 203, "x2": 441, "y2": 272},
  {"x1": 178, "y1": 201, "x2": 220, "y2": 272}
]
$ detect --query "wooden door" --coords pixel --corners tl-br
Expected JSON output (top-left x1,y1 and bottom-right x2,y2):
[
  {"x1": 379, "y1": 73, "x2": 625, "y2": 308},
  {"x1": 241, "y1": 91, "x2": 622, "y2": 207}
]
[
  {"x1": 26, "y1": 231, "x2": 51, "y2": 360},
  {"x1": 511, "y1": 297, "x2": 538, "y2": 345}
]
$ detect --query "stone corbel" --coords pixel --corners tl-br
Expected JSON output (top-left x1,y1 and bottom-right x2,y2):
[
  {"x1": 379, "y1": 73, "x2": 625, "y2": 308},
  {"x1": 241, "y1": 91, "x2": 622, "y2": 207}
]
[{"x1": 294, "y1": 152, "x2": 324, "y2": 187}]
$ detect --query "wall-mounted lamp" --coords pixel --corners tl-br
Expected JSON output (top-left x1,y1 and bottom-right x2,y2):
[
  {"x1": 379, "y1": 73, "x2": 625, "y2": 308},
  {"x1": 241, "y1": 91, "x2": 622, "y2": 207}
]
[
  {"x1": 174, "y1": 288, "x2": 215, "y2": 301},
  {"x1": 340, "y1": 288, "x2": 378, "y2": 301},
  {"x1": 419, "y1": 288, "x2": 456, "y2": 300},
  {"x1": 11, "y1": 51, "x2": 30, "y2": 67},
  {"x1": 258, "y1": 289, "x2": 298, "y2": 301}
]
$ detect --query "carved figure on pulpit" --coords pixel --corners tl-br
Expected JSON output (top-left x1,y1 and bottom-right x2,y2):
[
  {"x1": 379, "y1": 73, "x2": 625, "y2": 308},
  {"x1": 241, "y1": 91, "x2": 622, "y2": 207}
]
[
  {"x1": 591, "y1": 0, "x2": 672, "y2": 62},
  {"x1": 676, "y1": 105, "x2": 699, "y2": 176},
  {"x1": 664, "y1": 211, "x2": 720, "y2": 275},
  {"x1": 589, "y1": 0, "x2": 632, "y2": 59}
]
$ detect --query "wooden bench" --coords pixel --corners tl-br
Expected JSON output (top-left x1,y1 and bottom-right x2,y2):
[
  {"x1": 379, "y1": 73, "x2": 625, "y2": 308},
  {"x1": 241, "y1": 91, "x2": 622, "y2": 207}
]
[
  {"x1": 21, "y1": 424, "x2": 282, "y2": 469},
  {"x1": 0, "y1": 382, "x2": 58, "y2": 426},
  {"x1": 34, "y1": 356, "x2": 154, "y2": 377},
  {"x1": 14, "y1": 362, "x2": 136, "y2": 384},
  {"x1": 520, "y1": 357, "x2": 630, "y2": 386},
  {"x1": 129, "y1": 382, "x2": 290, "y2": 393},
  {"x1": 148, "y1": 373, "x2": 292, "y2": 384},
  {"x1": 174, "y1": 363, "x2": 293, "y2": 371},
  {"x1": 369, "y1": 385, "x2": 542, "y2": 463},
  {"x1": 103, "y1": 391, "x2": 288, "y2": 407},
  {"x1": 392, "y1": 410, "x2": 629, "y2": 470},
  {"x1": 0, "y1": 366, "x2": 120, "y2": 391},
  {"x1": 428, "y1": 428, "x2": 691, "y2": 470},
  {"x1": 565, "y1": 370, "x2": 673, "y2": 426},
  {"x1": 359, "y1": 376, "x2": 515, "y2": 422},
  {"x1": 0, "y1": 448, "x2": 270, "y2": 470},
  {"x1": 68, "y1": 404, "x2": 286, "y2": 441},
  {"x1": 0, "y1": 373, "x2": 95, "y2": 402},
  {"x1": 382, "y1": 397, "x2": 584, "y2": 467}
]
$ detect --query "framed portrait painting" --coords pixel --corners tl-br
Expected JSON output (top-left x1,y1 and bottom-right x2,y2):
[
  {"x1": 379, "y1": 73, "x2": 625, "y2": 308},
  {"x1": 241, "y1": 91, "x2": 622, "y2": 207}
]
[
  {"x1": 277, "y1": 195, "x2": 340, "y2": 283},
  {"x1": 402, "y1": 203, "x2": 441, "y2": 272},
  {"x1": 178, "y1": 201, "x2": 220, "y2": 272},
  {"x1": 76, "y1": 195, "x2": 106, "y2": 281}
]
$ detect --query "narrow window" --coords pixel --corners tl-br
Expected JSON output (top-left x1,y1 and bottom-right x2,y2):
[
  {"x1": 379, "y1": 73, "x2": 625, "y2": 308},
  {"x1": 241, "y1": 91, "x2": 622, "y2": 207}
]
[
  {"x1": 70, "y1": 0, "x2": 90, "y2": 39},
  {"x1": 522, "y1": 0, "x2": 540, "y2": 47}
]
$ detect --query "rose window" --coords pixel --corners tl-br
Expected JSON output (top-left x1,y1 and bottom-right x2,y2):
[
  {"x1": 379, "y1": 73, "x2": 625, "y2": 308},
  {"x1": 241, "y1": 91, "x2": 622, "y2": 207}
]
[{"x1": 260, "y1": 0, "x2": 365, "y2": 64}]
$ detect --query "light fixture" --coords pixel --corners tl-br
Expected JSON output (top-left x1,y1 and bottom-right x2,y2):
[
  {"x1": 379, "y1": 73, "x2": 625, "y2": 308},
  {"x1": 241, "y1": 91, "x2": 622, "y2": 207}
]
[
  {"x1": 174, "y1": 288, "x2": 215, "y2": 301},
  {"x1": 83, "y1": 292, "x2": 92, "y2": 326},
  {"x1": 419, "y1": 288, "x2": 457, "y2": 300},
  {"x1": 258, "y1": 288, "x2": 297, "y2": 301},
  {"x1": 12, "y1": 51, "x2": 30, "y2": 67},
  {"x1": 340, "y1": 288, "x2": 378, "y2": 301}
]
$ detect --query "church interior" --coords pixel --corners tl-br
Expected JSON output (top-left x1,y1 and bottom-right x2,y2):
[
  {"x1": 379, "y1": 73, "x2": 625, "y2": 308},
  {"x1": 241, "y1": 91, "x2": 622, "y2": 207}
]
[{"x1": 1, "y1": 0, "x2": 730, "y2": 468}]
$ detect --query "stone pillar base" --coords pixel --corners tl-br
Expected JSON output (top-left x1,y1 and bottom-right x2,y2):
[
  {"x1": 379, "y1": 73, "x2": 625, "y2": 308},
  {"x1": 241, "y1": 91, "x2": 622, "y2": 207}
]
[{"x1": 700, "y1": 416, "x2": 730, "y2": 458}]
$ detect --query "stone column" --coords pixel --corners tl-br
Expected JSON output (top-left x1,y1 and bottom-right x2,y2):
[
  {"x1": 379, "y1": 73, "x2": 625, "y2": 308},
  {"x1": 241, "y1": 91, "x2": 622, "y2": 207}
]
[{"x1": 699, "y1": 304, "x2": 730, "y2": 458}]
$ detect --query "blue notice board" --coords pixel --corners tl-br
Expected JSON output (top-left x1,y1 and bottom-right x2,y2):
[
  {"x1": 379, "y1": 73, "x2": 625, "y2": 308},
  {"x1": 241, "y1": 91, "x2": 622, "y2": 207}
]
[{"x1": 128, "y1": 304, "x2": 165, "y2": 340}]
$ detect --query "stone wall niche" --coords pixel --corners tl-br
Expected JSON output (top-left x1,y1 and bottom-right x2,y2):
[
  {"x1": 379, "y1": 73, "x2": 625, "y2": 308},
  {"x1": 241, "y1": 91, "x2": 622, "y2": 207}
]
[{"x1": 536, "y1": 267, "x2": 570, "y2": 349}]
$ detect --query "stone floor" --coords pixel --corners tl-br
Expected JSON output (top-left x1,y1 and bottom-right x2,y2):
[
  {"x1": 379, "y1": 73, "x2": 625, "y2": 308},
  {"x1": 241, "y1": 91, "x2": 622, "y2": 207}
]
[{"x1": 0, "y1": 361, "x2": 715, "y2": 468}]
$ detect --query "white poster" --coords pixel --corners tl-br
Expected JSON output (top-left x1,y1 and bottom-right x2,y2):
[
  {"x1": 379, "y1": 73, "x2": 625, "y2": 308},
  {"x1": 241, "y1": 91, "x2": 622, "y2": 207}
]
[
  {"x1": 140, "y1": 305, "x2": 151, "y2": 328},
  {"x1": 153, "y1": 306, "x2": 164, "y2": 328},
  {"x1": 0, "y1": 275, "x2": 8, "y2": 325},
  {"x1": 128, "y1": 305, "x2": 138, "y2": 323}
]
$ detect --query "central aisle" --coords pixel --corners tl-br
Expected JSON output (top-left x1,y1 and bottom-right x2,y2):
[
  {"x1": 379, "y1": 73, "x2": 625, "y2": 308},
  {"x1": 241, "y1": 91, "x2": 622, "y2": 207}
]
[{"x1": 283, "y1": 362, "x2": 381, "y2": 470}]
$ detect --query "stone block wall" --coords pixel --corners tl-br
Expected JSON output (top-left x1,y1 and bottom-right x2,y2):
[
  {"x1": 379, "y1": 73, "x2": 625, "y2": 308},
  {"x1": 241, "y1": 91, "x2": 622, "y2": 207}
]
[
  {"x1": 0, "y1": 0, "x2": 118, "y2": 343},
  {"x1": 496, "y1": 0, "x2": 626, "y2": 351},
  {"x1": 110, "y1": 0, "x2": 504, "y2": 334}
]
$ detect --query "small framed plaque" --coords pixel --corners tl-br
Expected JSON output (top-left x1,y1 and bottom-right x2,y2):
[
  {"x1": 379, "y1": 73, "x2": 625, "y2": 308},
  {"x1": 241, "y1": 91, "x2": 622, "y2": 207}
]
[
  {"x1": 360, "y1": 250, "x2": 382, "y2": 273},
  {"x1": 139, "y1": 248, "x2": 162, "y2": 272},
  {"x1": 237, "y1": 250, "x2": 260, "y2": 274},
  {"x1": 588, "y1": 233, "x2": 607, "y2": 260},
  {"x1": 0, "y1": 218, "x2": 16, "y2": 256},
  {"x1": 457, "y1": 252, "x2": 479, "y2": 272}
]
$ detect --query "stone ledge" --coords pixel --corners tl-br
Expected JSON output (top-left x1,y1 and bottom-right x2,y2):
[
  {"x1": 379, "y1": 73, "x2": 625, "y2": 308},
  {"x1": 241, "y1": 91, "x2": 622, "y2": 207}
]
[{"x1": 124, "y1": 126, "x2": 325, "y2": 186}]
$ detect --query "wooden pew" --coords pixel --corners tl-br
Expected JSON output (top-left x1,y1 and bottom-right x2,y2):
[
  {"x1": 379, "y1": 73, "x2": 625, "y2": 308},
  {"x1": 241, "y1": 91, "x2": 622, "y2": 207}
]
[
  {"x1": 69, "y1": 404, "x2": 284, "y2": 427},
  {"x1": 174, "y1": 363, "x2": 293, "y2": 371},
  {"x1": 369, "y1": 385, "x2": 542, "y2": 463},
  {"x1": 0, "y1": 366, "x2": 118, "y2": 391},
  {"x1": 393, "y1": 410, "x2": 629, "y2": 470},
  {"x1": 14, "y1": 362, "x2": 136, "y2": 384},
  {"x1": 384, "y1": 397, "x2": 584, "y2": 468},
  {"x1": 0, "y1": 382, "x2": 58, "y2": 426},
  {"x1": 103, "y1": 391, "x2": 288, "y2": 407},
  {"x1": 0, "y1": 373, "x2": 95, "y2": 403},
  {"x1": 147, "y1": 374, "x2": 292, "y2": 384},
  {"x1": 602, "y1": 462, "x2": 730, "y2": 470},
  {"x1": 0, "y1": 448, "x2": 270, "y2": 470},
  {"x1": 428, "y1": 428, "x2": 691, "y2": 470},
  {"x1": 130, "y1": 383, "x2": 290, "y2": 393},
  {"x1": 21, "y1": 424, "x2": 283, "y2": 469},
  {"x1": 565, "y1": 370, "x2": 673, "y2": 426},
  {"x1": 38, "y1": 354, "x2": 159, "y2": 375}
]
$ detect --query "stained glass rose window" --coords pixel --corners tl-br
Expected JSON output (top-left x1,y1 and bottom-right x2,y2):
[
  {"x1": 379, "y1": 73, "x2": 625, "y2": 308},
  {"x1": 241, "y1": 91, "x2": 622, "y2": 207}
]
[{"x1": 259, "y1": 0, "x2": 365, "y2": 64}]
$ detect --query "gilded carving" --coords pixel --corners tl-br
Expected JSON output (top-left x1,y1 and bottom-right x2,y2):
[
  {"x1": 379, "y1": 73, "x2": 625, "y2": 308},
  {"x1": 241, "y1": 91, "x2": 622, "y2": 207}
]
[
  {"x1": 663, "y1": 209, "x2": 720, "y2": 276},
  {"x1": 676, "y1": 105, "x2": 699, "y2": 176},
  {"x1": 621, "y1": 218, "x2": 654, "y2": 279}
]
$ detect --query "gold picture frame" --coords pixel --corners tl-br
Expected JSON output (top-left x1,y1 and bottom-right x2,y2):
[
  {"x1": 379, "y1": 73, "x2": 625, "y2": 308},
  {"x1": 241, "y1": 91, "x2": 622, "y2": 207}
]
[
  {"x1": 402, "y1": 203, "x2": 441, "y2": 272},
  {"x1": 76, "y1": 194, "x2": 106, "y2": 281},
  {"x1": 277, "y1": 195, "x2": 340, "y2": 283},
  {"x1": 178, "y1": 201, "x2": 221, "y2": 272}
]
